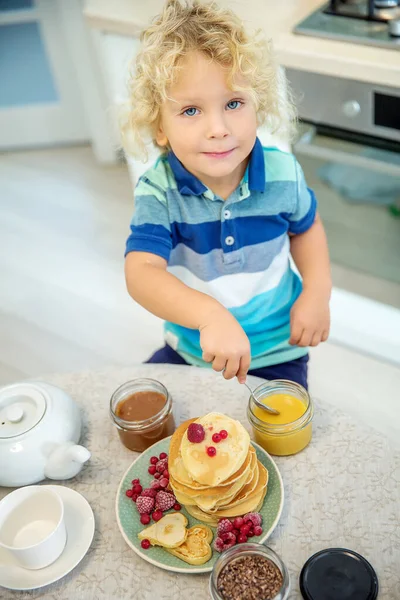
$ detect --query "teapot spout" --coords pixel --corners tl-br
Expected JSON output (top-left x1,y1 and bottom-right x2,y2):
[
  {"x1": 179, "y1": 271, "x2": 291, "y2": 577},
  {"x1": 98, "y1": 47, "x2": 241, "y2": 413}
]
[
  {"x1": 66, "y1": 445, "x2": 91, "y2": 464},
  {"x1": 44, "y1": 442, "x2": 91, "y2": 480}
]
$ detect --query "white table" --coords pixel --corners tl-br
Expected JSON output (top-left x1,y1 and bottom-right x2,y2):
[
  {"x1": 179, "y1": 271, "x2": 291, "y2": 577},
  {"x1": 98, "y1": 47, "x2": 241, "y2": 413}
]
[{"x1": 1, "y1": 364, "x2": 399, "y2": 599}]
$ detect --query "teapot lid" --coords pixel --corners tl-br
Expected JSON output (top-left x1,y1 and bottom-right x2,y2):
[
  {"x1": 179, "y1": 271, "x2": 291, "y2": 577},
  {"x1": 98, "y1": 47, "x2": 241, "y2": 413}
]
[{"x1": 0, "y1": 383, "x2": 47, "y2": 439}]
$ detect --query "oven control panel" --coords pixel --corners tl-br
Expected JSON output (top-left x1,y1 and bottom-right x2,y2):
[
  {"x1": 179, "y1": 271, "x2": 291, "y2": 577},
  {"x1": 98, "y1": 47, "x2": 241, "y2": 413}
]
[{"x1": 286, "y1": 68, "x2": 400, "y2": 143}]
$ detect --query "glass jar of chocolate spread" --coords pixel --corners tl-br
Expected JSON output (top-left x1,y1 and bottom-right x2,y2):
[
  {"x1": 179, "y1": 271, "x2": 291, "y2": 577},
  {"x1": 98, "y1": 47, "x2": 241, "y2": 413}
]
[
  {"x1": 109, "y1": 379, "x2": 175, "y2": 452},
  {"x1": 210, "y1": 543, "x2": 290, "y2": 600}
]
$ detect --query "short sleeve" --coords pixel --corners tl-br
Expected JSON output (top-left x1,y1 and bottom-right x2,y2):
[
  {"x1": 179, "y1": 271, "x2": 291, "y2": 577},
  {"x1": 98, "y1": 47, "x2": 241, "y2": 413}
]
[
  {"x1": 125, "y1": 177, "x2": 172, "y2": 261},
  {"x1": 287, "y1": 160, "x2": 317, "y2": 235}
]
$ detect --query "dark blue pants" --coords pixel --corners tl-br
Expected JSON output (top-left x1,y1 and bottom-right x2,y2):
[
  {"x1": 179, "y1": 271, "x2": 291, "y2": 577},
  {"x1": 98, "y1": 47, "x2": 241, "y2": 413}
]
[{"x1": 146, "y1": 345, "x2": 309, "y2": 390}]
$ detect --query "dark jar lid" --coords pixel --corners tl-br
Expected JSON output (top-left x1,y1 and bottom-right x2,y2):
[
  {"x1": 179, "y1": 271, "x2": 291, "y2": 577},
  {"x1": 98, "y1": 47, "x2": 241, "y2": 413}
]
[{"x1": 299, "y1": 548, "x2": 379, "y2": 600}]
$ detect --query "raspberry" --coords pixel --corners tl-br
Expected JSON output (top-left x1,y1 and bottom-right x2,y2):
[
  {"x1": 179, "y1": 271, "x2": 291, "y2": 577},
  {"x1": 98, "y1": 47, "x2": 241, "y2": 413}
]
[
  {"x1": 148, "y1": 465, "x2": 157, "y2": 475},
  {"x1": 220, "y1": 430, "x2": 228, "y2": 439},
  {"x1": 159, "y1": 477, "x2": 169, "y2": 488},
  {"x1": 163, "y1": 470, "x2": 169, "y2": 479},
  {"x1": 213, "y1": 537, "x2": 225, "y2": 552},
  {"x1": 152, "y1": 510, "x2": 163, "y2": 522},
  {"x1": 156, "y1": 458, "x2": 168, "y2": 473},
  {"x1": 207, "y1": 446, "x2": 216, "y2": 457},
  {"x1": 125, "y1": 489, "x2": 133, "y2": 498},
  {"x1": 150, "y1": 456, "x2": 158, "y2": 465},
  {"x1": 224, "y1": 534, "x2": 236, "y2": 549},
  {"x1": 214, "y1": 532, "x2": 236, "y2": 552},
  {"x1": 159, "y1": 452, "x2": 168, "y2": 460},
  {"x1": 141, "y1": 488, "x2": 157, "y2": 498},
  {"x1": 154, "y1": 472, "x2": 161, "y2": 479},
  {"x1": 132, "y1": 484, "x2": 143, "y2": 495},
  {"x1": 237, "y1": 534, "x2": 248, "y2": 543},
  {"x1": 244, "y1": 512, "x2": 262, "y2": 528},
  {"x1": 254, "y1": 526, "x2": 263, "y2": 536},
  {"x1": 217, "y1": 519, "x2": 234, "y2": 536},
  {"x1": 140, "y1": 514, "x2": 151, "y2": 525},
  {"x1": 141, "y1": 539, "x2": 151, "y2": 550},
  {"x1": 150, "y1": 479, "x2": 161, "y2": 489},
  {"x1": 187, "y1": 423, "x2": 205, "y2": 443},
  {"x1": 156, "y1": 491, "x2": 176, "y2": 511},
  {"x1": 136, "y1": 496, "x2": 155, "y2": 515},
  {"x1": 173, "y1": 503, "x2": 181, "y2": 511},
  {"x1": 233, "y1": 517, "x2": 244, "y2": 529},
  {"x1": 212, "y1": 433, "x2": 221, "y2": 443}
]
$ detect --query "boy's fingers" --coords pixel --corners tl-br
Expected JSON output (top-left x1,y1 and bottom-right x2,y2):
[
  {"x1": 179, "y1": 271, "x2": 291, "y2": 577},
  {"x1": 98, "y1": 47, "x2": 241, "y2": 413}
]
[
  {"x1": 223, "y1": 357, "x2": 240, "y2": 380},
  {"x1": 202, "y1": 351, "x2": 215, "y2": 363},
  {"x1": 289, "y1": 323, "x2": 303, "y2": 346},
  {"x1": 321, "y1": 330, "x2": 329, "y2": 342},
  {"x1": 298, "y1": 330, "x2": 313, "y2": 347},
  {"x1": 237, "y1": 354, "x2": 251, "y2": 384},
  {"x1": 212, "y1": 356, "x2": 227, "y2": 373},
  {"x1": 310, "y1": 332, "x2": 321, "y2": 347}
]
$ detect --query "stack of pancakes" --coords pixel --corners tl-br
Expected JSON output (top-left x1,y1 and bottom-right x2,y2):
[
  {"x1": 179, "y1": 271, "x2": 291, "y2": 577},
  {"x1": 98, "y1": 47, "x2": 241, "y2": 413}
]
[{"x1": 169, "y1": 413, "x2": 268, "y2": 527}]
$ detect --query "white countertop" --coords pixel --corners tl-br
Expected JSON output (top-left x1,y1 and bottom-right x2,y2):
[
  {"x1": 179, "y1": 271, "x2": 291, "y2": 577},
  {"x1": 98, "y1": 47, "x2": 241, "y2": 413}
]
[{"x1": 84, "y1": 0, "x2": 400, "y2": 87}]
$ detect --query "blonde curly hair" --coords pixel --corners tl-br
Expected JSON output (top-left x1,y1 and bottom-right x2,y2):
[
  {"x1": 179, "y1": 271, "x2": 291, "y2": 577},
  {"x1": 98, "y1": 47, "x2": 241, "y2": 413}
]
[{"x1": 121, "y1": 0, "x2": 296, "y2": 161}]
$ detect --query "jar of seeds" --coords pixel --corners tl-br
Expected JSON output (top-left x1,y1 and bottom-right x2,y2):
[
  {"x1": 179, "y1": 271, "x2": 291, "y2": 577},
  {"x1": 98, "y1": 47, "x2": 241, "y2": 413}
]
[{"x1": 209, "y1": 543, "x2": 290, "y2": 600}]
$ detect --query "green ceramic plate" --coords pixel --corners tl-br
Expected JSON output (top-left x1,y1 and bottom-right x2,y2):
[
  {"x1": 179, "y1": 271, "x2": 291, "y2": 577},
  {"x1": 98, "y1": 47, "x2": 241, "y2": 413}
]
[{"x1": 116, "y1": 437, "x2": 284, "y2": 574}]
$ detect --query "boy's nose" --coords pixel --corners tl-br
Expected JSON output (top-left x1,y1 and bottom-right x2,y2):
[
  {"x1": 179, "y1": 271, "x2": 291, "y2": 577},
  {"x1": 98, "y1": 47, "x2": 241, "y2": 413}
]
[{"x1": 206, "y1": 114, "x2": 230, "y2": 140}]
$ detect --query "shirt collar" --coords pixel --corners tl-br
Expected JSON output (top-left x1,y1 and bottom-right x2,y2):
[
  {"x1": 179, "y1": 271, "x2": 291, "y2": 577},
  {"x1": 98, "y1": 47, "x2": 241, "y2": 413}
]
[{"x1": 167, "y1": 137, "x2": 266, "y2": 197}]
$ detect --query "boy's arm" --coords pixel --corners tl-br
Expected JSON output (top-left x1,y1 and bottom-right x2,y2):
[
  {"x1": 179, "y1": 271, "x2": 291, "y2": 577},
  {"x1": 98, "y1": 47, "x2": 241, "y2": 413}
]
[
  {"x1": 125, "y1": 251, "x2": 251, "y2": 381},
  {"x1": 289, "y1": 213, "x2": 332, "y2": 347}
]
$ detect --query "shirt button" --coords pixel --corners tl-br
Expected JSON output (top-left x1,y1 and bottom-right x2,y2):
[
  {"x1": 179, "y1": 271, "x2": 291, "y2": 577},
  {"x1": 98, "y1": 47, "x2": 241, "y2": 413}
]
[
  {"x1": 224, "y1": 209, "x2": 231, "y2": 219},
  {"x1": 225, "y1": 236, "x2": 235, "y2": 246}
]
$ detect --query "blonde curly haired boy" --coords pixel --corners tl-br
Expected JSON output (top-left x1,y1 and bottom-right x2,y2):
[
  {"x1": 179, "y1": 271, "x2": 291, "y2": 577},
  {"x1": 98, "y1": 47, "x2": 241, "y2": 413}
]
[{"x1": 123, "y1": 0, "x2": 331, "y2": 389}]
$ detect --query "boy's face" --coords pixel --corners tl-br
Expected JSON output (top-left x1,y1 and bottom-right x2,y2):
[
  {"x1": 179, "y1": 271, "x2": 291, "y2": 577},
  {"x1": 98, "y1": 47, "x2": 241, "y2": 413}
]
[{"x1": 156, "y1": 52, "x2": 258, "y2": 195}]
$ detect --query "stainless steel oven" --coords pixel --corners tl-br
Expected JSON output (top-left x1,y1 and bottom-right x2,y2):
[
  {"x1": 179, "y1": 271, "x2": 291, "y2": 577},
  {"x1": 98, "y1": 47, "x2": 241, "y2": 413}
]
[{"x1": 286, "y1": 68, "x2": 400, "y2": 313}]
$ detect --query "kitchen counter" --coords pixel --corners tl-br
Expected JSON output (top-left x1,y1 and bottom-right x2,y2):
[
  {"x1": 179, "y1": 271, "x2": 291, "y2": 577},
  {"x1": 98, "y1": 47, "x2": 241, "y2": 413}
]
[
  {"x1": 84, "y1": 0, "x2": 400, "y2": 88},
  {"x1": 1, "y1": 364, "x2": 399, "y2": 599}
]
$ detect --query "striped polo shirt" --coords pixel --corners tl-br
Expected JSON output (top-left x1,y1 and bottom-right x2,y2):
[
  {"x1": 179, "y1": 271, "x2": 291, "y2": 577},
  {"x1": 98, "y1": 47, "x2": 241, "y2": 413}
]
[{"x1": 126, "y1": 138, "x2": 317, "y2": 368}]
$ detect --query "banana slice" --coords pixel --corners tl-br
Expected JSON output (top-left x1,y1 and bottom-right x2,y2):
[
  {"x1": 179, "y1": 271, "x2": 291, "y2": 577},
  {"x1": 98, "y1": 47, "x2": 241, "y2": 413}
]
[{"x1": 138, "y1": 513, "x2": 188, "y2": 549}]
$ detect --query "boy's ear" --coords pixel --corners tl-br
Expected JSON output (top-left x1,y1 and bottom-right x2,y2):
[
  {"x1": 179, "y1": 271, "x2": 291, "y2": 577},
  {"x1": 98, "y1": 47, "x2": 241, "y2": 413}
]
[{"x1": 155, "y1": 122, "x2": 168, "y2": 147}]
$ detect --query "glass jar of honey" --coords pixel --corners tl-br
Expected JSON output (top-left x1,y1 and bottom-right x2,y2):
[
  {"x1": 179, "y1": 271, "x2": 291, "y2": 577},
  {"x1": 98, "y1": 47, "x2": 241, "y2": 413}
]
[
  {"x1": 247, "y1": 380, "x2": 313, "y2": 456},
  {"x1": 110, "y1": 379, "x2": 175, "y2": 452}
]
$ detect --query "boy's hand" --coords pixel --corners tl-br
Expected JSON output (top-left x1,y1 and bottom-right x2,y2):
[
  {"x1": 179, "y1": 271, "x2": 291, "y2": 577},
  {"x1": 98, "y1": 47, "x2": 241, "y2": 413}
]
[
  {"x1": 289, "y1": 289, "x2": 330, "y2": 347},
  {"x1": 199, "y1": 308, "x2": 251, "y2": 383}
]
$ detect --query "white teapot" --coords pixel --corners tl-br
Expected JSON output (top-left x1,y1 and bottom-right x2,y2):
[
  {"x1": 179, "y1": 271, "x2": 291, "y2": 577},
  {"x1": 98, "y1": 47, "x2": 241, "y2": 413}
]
[{"x1": 0, "y1": 381, "x2": 91, "y2": 487}]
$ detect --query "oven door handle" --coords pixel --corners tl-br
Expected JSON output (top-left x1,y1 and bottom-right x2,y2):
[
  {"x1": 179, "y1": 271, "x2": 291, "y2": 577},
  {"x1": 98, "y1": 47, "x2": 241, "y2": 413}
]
[{"x1": 293, "y1": 125, "x2": 400, "y2": 178}]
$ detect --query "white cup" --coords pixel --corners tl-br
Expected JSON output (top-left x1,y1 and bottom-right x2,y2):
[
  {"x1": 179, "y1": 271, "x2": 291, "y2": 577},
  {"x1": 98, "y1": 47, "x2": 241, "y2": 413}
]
[{"x1": 0, "y1": 486, "x2": 67, "y2": 569}]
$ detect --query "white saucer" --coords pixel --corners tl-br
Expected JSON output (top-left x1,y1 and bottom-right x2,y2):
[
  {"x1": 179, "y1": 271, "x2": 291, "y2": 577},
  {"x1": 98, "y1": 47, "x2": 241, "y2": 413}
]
[{"x1": 0, "y1": 485, "x2": 95, "y2": 591}]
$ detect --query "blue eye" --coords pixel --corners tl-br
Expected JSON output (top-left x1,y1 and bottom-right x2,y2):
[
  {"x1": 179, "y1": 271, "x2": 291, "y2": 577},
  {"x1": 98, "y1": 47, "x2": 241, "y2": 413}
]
[
  {"x1": 183, "y1": 107, "x2": 199, "y2": 116},
  {"x1": 226, "y1": 100, "x2": 242, "y2": 110}
]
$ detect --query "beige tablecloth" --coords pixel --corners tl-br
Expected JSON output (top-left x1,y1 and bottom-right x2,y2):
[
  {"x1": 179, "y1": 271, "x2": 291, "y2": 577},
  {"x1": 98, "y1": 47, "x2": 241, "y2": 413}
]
[{"x1": 1, "y1": 365, "x2": 399, "y2": 600}]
